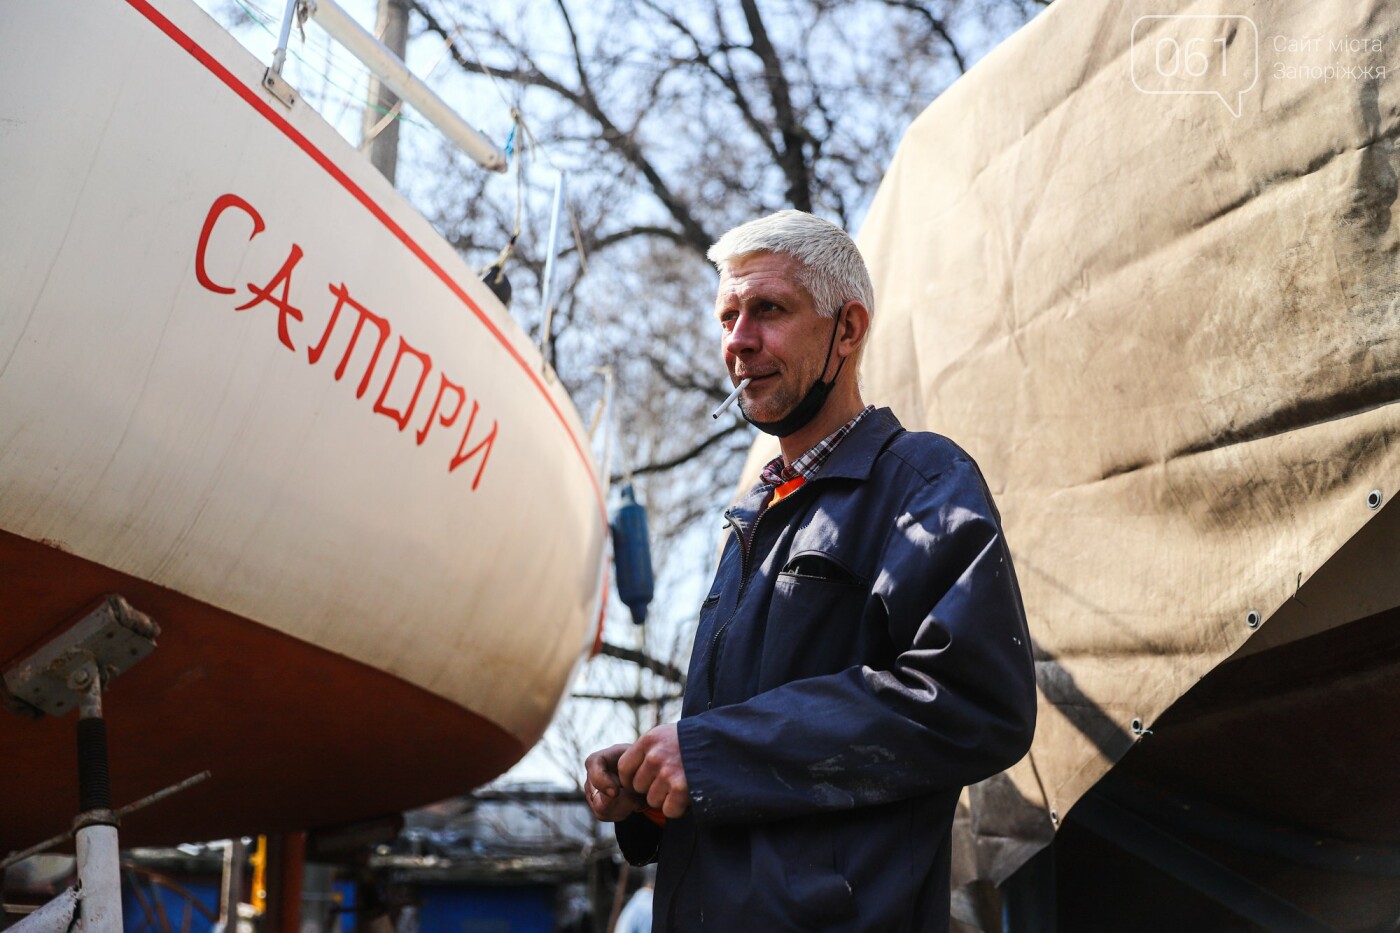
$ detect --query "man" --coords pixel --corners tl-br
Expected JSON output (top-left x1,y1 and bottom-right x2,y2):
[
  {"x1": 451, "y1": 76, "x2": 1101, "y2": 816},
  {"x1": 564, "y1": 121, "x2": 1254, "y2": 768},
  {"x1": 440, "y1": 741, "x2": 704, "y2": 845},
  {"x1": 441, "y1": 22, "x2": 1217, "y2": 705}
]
[
  {"x1": 586, "y1": 211, "x2": 1036, "y2": 931},
  {"x1": 614, "y1": 870, "x2": 655, "y2": 933}
]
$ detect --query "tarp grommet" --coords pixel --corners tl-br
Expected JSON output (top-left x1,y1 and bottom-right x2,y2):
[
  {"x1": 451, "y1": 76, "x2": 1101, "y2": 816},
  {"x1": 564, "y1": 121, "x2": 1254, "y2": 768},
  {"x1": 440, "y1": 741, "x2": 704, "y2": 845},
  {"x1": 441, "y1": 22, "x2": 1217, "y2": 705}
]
[
  {"x1": 1246, "y1": 610, "x2": 1261, "y2": 629},
  {"x1": 1367, "y1": 489, "x2": 1383, "y2": 510}
]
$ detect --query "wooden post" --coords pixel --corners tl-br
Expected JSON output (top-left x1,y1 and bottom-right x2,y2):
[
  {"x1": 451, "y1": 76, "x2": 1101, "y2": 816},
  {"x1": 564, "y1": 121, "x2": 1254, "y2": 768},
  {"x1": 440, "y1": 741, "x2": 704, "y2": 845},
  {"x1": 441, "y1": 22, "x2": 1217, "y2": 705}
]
[
  {"x1": 261, "y1": 833, "x2": 307, "y2": 933},
  {"x1": 361, "y1": 0, "x2": 409, "y2": 185}
]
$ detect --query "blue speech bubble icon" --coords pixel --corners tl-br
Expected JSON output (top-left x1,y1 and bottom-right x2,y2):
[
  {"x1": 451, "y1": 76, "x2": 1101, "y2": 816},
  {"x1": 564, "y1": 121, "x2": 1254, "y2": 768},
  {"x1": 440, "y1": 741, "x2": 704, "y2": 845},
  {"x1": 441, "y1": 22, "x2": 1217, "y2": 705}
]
[{"x1": 1131, "y1": 15, "x2": 1259, "y2": 118}]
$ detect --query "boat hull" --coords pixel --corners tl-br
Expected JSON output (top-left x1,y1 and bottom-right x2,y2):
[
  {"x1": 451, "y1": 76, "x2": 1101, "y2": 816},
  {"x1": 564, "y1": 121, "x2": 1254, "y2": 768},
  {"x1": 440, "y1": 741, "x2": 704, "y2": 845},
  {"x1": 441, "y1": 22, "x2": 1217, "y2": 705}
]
[
  {"x1": 0, "y1": 530, "x2": 522, "y2": 849},
  {"x1": 0, "y1": 0, "x2": 606, "y2": 846}
]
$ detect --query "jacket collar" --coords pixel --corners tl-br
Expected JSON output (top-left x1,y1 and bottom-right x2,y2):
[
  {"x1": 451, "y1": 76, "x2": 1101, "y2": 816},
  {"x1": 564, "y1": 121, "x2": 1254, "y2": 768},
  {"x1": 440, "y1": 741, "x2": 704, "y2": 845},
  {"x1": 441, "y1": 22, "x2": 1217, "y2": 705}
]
[
  {"x1": 805, "y1": 406, "x2": 903, "y2": 482},
  {"x1": 727, "y1": 408, "x2": 904, "y2": 531}
]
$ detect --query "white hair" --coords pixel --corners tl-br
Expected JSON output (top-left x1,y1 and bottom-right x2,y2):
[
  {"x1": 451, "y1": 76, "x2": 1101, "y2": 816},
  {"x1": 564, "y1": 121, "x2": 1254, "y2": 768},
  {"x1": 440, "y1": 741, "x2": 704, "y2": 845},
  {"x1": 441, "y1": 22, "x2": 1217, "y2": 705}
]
[{"x1": 706, "y1": 210, "x2": 875, "y2": 319}]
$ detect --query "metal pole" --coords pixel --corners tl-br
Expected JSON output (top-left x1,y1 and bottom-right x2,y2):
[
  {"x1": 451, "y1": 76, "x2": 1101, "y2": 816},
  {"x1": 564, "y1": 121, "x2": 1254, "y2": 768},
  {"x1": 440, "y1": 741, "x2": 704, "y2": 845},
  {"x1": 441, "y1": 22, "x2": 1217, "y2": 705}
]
[
  {"x1": 307, "y1": 0, "x2": 508, "y2": 172},
  {"x1": 73, "y1": 664, "x2": 121, "y2": 933},
  {"x1": 361, "y1": 0, "x2": 409, "y2": 185},
  {"x1": 219, "y1": 839, "x2": 248, "y2": 932},
  {"x1": 275, "y1": 834, "x2": 307, "y2": 933},
  {"x1": 74, "y1": 827, "x2": 122, "y2": 933},
  {"x1": 2, "y1": 596, "x2": 167, "y2": 933},
  {"x1": 7, "y1": 889, "x2": 79, "y2": 933},
  {"x1": 270, "y1": 0, "x2": 301, "y2": 74},
  {"x1": 538, "y1": 172, "x2": 567, "y2": 368}
]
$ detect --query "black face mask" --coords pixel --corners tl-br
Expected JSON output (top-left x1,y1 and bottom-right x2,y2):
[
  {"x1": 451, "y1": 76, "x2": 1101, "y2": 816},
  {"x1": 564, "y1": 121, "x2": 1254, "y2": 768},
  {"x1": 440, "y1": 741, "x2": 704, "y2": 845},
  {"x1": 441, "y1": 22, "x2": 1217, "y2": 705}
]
[{"x1": 742, "y1": 308, "x2": 847, "y2": 437}]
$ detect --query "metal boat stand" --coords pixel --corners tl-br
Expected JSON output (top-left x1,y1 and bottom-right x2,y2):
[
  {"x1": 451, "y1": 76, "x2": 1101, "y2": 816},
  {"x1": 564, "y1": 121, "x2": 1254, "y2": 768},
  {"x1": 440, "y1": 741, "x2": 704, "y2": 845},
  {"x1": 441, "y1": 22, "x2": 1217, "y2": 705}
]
[{"x1": 1, "y1": 596, "x2": 207, "y2": 933}]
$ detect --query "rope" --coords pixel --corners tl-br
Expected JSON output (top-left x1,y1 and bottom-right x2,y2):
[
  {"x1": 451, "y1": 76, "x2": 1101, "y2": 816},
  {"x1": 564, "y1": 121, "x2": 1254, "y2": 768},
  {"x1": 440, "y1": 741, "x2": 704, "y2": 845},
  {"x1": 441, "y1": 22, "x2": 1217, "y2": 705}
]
[
  {"x1": 227, "y1": 0, "x2": 432, "y2": 129},
  {"x1": 364, "y1": 20, "x2": 462, "y2": 143},
  {"x1": 412, "y1": 1, "x2": 595, "y2": 302}
]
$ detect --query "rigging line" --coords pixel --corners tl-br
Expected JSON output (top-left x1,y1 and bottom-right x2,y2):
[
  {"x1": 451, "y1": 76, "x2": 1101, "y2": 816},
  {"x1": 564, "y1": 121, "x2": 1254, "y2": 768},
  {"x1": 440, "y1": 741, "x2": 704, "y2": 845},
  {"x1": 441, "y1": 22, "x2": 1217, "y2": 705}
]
[
  {"x1": 566, "y1": 199, "x2": 589, "y2": 277},
  {"x1": 452, "y1": 18, "x2": 518, "y2": 114},
  {"x1": 511, "y1": 111, "x2": 525, "y2": 240},
  {"x1": 227, "y1": 0, "x2": 367, "y2": 84},
  {"x1": 513, "y1": 109, "x2": 546, "y2": 164},
  {"x1": 482, "y1": 110, "x2": 525, "y2": 275},
  {"x1": 364, "y1": 21, "x2": 463, "y2": 143},
  {"x1": 323, "y1": 29, "x2": 359, "y2": 128},
  {"x1": 415, "y1": 0, "x2": 572, "y2": 174},
  {"x1": 226, "y1": 0, "x2": 433, "y2": 129},
  {"x1": 413, "y1": 1, "x2": 596, "y2": 314},
  {"x1": 405, "y1": 0, "x2": 605, "y2": 298}
]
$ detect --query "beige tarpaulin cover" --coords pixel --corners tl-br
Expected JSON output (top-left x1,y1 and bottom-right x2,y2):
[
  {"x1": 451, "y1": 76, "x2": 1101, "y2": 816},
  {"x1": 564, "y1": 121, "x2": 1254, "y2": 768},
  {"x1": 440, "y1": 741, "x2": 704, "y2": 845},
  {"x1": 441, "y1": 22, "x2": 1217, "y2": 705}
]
[{"x1": 740, "y1": 0, "x2": 1400, "y2": 884}]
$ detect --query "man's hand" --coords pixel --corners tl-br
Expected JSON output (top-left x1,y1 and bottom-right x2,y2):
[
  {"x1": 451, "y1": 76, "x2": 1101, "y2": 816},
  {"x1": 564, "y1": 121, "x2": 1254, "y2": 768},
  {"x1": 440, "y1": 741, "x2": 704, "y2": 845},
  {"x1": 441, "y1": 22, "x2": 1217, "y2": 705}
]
[
  {"x1": 618, "y1": 724, "x2": 691, "y2": 819},
  {"x1": 584, "y1": 743, "x2": 646, "y2": 822}
]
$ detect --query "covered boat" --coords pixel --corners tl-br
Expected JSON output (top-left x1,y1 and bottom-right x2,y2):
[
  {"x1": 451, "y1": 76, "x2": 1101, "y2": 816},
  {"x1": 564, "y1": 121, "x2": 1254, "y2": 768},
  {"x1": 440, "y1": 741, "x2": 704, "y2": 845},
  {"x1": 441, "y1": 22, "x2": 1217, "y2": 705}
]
[
  {"x1": 0, "y1": 0, "x2": 607, "y2": 850},
  {"x1": 744, "y1": 0, "x2": 1400, "y2": 927}
]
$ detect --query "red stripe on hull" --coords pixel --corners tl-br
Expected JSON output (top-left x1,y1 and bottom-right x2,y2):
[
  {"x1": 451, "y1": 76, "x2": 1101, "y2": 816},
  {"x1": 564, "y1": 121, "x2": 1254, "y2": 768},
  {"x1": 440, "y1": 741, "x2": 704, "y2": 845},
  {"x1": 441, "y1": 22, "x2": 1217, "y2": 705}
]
[
  {"x1": 122, "y1": 0, "x2": 604, "y2": 524},
  {"x1": 0, "y1": 531, "x2": 523, "y2": 849}
]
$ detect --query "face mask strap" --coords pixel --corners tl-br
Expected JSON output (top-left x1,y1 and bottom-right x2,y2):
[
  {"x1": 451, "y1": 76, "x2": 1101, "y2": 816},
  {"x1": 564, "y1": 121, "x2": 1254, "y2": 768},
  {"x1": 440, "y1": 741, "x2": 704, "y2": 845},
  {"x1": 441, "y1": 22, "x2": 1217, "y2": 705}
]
[{"x1": 743, "y1": 305, "x2": 847, "y2": 438}]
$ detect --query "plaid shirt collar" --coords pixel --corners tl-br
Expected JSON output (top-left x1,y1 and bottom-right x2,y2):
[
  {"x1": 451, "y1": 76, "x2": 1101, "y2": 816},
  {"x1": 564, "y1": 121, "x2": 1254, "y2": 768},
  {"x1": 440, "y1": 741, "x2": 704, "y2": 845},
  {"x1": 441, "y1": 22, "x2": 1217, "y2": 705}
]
[{"x1": 759, "y1": 405, "x2": 876, "y2": 487}]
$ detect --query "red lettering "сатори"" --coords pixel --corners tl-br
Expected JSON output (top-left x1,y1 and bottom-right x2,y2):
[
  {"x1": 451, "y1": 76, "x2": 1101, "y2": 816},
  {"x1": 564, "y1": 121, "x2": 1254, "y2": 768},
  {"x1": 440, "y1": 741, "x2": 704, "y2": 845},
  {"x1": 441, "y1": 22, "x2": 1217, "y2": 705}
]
[{"x1": 194, "y1": 193, "x2": 497, "y2": 490}]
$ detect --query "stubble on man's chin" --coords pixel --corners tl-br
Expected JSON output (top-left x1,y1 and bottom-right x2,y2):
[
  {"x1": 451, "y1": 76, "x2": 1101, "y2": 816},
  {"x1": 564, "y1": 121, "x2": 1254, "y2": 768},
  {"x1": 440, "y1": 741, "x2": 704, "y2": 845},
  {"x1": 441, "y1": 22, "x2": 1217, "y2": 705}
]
[
  {"x1": 737, "y1": 394, "x2": 786, "y2": 425},
  {"x1": 738, "y1": 376, "x2": 803, "y2": 425}
]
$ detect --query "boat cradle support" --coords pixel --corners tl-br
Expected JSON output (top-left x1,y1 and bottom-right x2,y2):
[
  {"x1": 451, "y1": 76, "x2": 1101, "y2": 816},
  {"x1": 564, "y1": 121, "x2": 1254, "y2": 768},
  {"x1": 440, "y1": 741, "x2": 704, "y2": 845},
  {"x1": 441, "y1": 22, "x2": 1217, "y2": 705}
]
[{"x1": 1, "y1": 596, "x2": 206, "y2": 933}]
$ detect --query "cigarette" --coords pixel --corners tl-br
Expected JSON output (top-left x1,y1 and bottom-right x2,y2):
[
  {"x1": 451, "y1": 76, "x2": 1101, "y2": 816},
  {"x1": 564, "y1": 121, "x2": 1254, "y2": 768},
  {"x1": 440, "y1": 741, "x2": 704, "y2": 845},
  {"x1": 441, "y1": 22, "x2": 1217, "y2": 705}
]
[{"x1": 711, "y1": 378, "x2": 751, "y2": 419}]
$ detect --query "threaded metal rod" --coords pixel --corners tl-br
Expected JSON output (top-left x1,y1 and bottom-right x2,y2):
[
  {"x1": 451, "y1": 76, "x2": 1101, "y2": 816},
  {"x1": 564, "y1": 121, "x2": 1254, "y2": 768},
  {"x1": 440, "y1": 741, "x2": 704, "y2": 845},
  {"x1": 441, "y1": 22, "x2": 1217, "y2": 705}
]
[{"x1": 77, "y1": 716, "x2": 112, "y2": 812}]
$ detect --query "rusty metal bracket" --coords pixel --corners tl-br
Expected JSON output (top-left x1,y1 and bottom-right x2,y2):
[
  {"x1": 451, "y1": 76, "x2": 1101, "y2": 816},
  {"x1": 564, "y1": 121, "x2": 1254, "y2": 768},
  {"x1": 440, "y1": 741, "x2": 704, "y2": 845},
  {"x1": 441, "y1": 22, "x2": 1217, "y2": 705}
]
[{"x1": 2, "y1": 595, "x2": 159, "y2": 718}]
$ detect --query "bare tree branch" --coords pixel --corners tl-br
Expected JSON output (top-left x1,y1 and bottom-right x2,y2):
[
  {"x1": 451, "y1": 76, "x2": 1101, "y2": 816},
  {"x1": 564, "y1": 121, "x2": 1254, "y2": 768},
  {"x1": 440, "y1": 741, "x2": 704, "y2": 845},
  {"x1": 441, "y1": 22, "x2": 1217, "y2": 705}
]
[
  {"x1": 638, "y1": 0, "x2": 782, "y2": 168},
  {"x1": 643, "y1": 352, "x2": 733, "y2": 403},
  {"x1": 737, "y1": 0, "x2": 813, "y2": 210},
  {"x1": 410, "y1": 0, "x2": 715, "y2": 252},
  {"x1": 877, "y1": 0, "x2": 969, "y2": 73},
  {"x1": 612, "y1": 420, "x2": 749, "y2": 482},
  {"x1": 573, "y1": 692, "x2": 684, "y2": 704},
  {"x1": 599, "y1": 642, "x2": 686, "y2": 686}
]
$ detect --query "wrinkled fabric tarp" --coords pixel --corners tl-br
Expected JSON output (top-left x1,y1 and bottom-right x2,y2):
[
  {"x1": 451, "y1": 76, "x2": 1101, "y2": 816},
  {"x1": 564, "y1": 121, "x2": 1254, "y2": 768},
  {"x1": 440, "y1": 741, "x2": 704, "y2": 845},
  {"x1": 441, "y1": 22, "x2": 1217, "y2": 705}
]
[{"x1": 739, "y1": 0, "x2": 1400, "y2": 885}]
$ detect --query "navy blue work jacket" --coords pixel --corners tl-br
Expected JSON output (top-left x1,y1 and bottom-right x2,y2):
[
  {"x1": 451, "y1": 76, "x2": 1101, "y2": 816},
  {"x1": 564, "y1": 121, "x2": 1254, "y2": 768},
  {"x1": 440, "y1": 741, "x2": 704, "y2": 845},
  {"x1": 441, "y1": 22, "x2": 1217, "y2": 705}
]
[{"x1": 617, "y1": 408, "x2": 1036, "y2": 932}]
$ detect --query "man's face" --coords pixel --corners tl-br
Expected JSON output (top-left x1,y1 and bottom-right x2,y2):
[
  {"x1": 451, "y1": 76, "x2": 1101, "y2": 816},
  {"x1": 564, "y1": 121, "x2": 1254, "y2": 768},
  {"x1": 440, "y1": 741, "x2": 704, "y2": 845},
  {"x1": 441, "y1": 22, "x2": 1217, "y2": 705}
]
[{"x1": 715, "y1": 252, "x2": 835, "y2": 424}]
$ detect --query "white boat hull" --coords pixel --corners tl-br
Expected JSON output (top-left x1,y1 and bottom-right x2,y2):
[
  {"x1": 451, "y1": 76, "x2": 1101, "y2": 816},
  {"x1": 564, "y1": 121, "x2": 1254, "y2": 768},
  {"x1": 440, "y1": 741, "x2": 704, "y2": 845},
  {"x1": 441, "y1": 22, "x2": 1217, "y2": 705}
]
[{"x1": 0, "y1": 0, "x2": 607, "y2": 844}]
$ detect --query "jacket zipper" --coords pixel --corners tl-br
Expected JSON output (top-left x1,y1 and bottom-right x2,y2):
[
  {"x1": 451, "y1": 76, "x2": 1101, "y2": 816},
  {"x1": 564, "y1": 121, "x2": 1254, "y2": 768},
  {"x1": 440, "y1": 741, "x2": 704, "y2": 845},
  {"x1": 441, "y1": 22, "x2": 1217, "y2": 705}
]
[
  {"x1": 672, "y1": 497, "x2": 777, "y2": 931},
  {"x1": 705, "y1": 485, "x2": 806, "y2": 710},
  {"x1": 674, "y1": 484, "x2": 810, "y2": 929}
]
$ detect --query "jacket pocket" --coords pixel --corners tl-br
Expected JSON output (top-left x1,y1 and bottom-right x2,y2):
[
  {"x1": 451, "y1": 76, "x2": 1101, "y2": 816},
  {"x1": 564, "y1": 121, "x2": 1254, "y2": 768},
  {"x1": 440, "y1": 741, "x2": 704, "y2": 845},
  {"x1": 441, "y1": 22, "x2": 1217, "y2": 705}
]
[
  {"x1": 687, "y1": 593, "x2": 724, "y2": 711},
  {"x1": 761, "y1": 569, "x2": 872, "y2": 689},
  {"x1": 751, "y1": 821, "x2": 856, "y2": 930},
  {"x1": 779, "y1": 550, "x2": 863, "y2": 585}
]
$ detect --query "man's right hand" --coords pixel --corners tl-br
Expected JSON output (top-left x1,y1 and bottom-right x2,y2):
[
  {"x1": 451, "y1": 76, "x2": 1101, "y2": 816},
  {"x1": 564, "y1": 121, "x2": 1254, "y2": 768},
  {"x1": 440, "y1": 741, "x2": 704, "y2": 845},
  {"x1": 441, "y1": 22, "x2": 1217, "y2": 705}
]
[{"x1": 585, "y1": 743, "x2": 647, "y2": 822}]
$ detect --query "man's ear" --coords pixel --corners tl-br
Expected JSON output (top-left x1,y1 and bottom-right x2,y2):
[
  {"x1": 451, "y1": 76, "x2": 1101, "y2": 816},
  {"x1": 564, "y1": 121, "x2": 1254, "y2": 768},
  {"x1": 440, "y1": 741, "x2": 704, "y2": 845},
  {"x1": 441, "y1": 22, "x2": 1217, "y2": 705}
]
[{"x1": 836, "y1": 300, "x2": 870, "y2": 359}]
